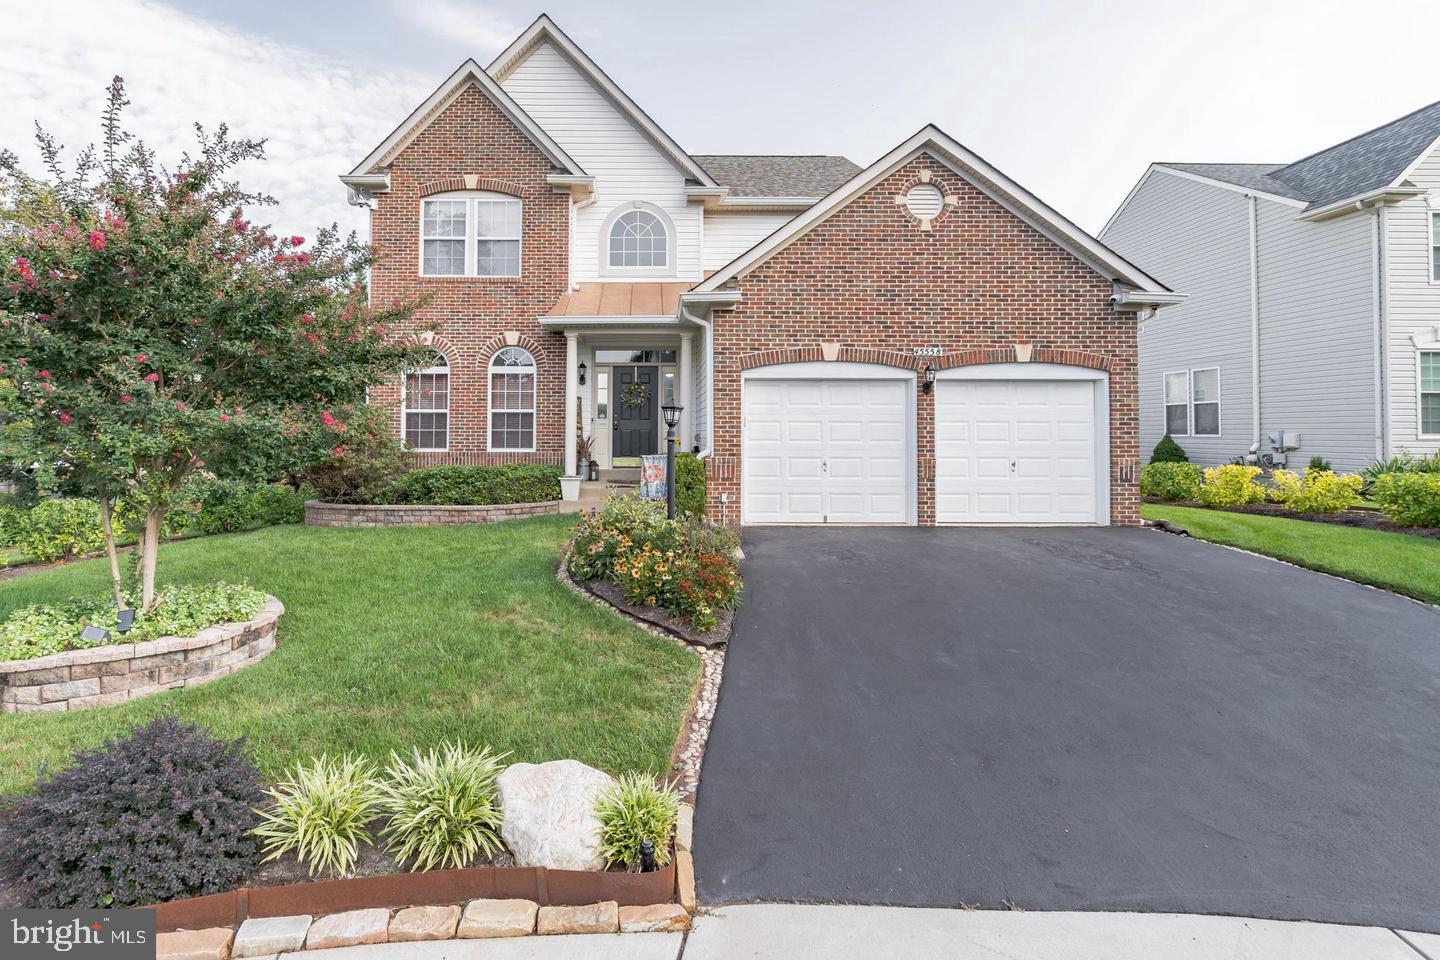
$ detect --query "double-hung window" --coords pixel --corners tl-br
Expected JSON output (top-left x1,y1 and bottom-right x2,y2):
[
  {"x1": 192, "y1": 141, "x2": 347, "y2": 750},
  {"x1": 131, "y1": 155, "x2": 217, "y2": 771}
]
[
  {"x1": 489, "y1": 347, "x2": 536, "y2": 451},
  {"x1": 403, "y1": 354, "x2": 449, "y2": 451},
  {"x1": 1422, "y1": 351, "x2": 1440, "y2": 435},
  {"x1": 1431, "y1": 210, "x2": 1440, "y2": 283},
  {"x1": 1163, "y1": 368, "x2": 1221, "y2": 437},
  {"x1": 421, "y1": 191, "x2": 521, "y2": 277}
]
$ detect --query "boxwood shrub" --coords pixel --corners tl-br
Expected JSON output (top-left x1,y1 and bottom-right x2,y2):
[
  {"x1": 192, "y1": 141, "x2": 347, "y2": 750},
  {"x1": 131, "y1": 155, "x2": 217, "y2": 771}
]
[
  {"x1": 675, "y1": 453, "x2": 706, "y2": 518},
  {"x1": 374, "y1": 464, "x2": 563, "y2": 506},
  {"x1": 0, "y1": 717, "x2": 265, "y2": 908}
]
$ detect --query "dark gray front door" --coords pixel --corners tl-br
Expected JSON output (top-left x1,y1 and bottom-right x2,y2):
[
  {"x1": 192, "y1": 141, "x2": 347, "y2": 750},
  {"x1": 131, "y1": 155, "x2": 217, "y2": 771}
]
[{"x1": 612, "y1": 365, "x2": 658, "y2": 459}]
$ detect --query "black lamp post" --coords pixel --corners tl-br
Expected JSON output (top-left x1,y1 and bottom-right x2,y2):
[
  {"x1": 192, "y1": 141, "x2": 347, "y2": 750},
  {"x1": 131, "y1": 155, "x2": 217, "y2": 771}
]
[{"x1": 662, "y1": 402, "x2": 683, "y2": 519}]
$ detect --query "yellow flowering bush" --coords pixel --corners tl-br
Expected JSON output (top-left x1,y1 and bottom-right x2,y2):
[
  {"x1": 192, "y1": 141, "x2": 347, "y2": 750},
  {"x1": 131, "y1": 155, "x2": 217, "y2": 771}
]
[
  {"x1": 1198, "y1": 465, "x2": 1267, "y2": 507},
  {"x1": 1268, "y1": 468, "x2": 1363, "y2": 514}
]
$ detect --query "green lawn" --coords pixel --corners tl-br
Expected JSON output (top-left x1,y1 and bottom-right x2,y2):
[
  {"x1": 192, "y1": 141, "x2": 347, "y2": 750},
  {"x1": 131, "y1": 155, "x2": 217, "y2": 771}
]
[
  {"x1": 0, "y1": 516, "x2": 701, "y2": 794},
  {"x1": 1142, "y1": 504, "x2": 1440, "y2": 604}
]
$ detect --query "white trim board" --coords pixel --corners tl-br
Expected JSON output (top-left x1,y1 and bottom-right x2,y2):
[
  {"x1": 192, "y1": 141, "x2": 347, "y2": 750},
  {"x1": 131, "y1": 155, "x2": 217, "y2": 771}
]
[
  {"x1": 487, "y1": 15, "x2": 717, "y2": 188},
  {"x1": 696, "y1": 125, "x2": 1172, "y2": 300}
]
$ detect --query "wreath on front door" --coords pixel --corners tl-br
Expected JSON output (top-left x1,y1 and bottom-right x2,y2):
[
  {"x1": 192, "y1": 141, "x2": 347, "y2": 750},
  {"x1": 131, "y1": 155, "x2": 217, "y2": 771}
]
[{"x1": 620, "y1": 380, "x2": 650, "y2": 408}]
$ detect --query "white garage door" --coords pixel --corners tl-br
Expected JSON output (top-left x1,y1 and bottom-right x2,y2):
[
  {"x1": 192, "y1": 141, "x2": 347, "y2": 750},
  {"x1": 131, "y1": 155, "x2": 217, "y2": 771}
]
[
  {"x1": 743, "y1": 378, "x2": 911, "y2": 524},
  {"x1": 935, "y1": 379, "x2": 1100, "y2": 524}
]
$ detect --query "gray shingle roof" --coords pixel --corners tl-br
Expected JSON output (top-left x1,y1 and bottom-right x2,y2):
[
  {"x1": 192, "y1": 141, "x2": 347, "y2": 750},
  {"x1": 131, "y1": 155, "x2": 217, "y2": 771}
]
[
  {"x1": 1163, "y1": 101, "x2": 1440, "y2": 212},
  {"x1": 692, "y1": 155, "x2": 860, "y2": 198},
  {"x1": 1269, "y1": 100, "x2": 1440, "y2": 209},
  {"x1": 1159, "y1": 163, "x2": 1309, "y2": 201}
]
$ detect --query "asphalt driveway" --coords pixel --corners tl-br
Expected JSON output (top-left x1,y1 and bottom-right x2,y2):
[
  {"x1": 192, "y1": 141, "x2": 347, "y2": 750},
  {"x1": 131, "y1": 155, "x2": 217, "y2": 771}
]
[{"x1": 693, "y1": 526, "x2": 1440, "y2": 931}]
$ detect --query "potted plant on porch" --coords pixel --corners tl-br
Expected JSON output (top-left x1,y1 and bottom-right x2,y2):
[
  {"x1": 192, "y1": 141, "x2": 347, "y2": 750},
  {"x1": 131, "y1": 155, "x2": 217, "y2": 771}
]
[{"x1": 577, "y1": 435, "x2": 594, "y2": 484}]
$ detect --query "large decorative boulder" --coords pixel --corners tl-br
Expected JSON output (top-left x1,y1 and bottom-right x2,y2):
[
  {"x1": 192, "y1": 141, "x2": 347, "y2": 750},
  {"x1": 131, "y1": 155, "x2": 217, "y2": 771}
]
[{"x1": 497, "y1": 759, "x2": 615, "y2": 870}]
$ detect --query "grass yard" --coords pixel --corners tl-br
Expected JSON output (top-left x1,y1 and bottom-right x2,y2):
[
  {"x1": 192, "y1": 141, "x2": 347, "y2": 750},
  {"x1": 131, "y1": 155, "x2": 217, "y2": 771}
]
[
  {"x1": 0, "y1": 515, "x2": 701, "y2": 794},
  {"x1": 1142, "y1": 503, "x2": 1440, "y2": 604}
]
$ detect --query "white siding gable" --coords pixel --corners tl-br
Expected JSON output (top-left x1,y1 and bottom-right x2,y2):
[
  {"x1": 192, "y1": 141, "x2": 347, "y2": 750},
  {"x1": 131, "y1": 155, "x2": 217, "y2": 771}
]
[
  {"x1": 701, "y1": 211, "x2": 796, "y2": 272},
  {"x1": 499, "y1": 41, "x2": 701, "y2": 283},
  {"x1": 1384, "y1": 145, "x2": 1440, "y2": 456}
]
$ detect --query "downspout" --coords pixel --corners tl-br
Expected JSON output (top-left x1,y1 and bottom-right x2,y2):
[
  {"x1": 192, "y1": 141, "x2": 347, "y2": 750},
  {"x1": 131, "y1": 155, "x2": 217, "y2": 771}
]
[
  {"x1": 1248, "y1": 194, "x2": 1262, "y2": 449},
  {"x1": 1373, "y1": 206, "x2": 1389, "y2": 459},
  {"x1": 680, "y1": 304, "x2": 714, "y2": 458}
]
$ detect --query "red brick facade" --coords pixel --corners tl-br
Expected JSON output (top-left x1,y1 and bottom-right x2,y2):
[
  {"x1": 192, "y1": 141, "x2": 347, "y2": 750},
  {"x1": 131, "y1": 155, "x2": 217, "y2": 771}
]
[
  {"x1": 367, "y1": 85, "x2": 569, "y2": 466},
  {"x1": 705, "y1": 154, "x2": 1141, "y2": 526}
]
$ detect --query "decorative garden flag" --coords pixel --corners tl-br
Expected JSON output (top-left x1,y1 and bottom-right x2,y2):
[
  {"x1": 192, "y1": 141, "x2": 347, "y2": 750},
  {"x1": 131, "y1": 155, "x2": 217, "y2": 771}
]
[{"x1": 640, "y1": 455, "x2": 668, "y2": 500}]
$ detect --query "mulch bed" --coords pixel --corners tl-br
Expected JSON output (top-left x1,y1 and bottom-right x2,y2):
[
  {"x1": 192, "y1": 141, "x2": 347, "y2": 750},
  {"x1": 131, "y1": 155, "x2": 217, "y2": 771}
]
[
  {"x1": 580, "y1": 576, "x2": 731, "y2": 648},
  {"x1": 1144, "y1": 498, "x2": 1440, "y2": 540}
]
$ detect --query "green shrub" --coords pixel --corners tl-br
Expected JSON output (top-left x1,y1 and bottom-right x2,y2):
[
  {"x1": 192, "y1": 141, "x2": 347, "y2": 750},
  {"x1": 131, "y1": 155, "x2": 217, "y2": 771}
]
[
  {"x1": 0, "y1": 717, "x2": 264, "y2": 908},
  {"x1": 16, "y1": 498, "x2": 107, "y2": 561},
  {"x1": 594, "y1": 772, "x2": 680, "y2": 872},
  {"x1": 187, "y1": 479, "x2": 306, "y2": 535},
  {"x1": 1139, "y1": 462, "x2": 1202, "y2": 501},
  {"x1": 376, "y1": 743, "x2": 507, "y2": 872},
  {"x1": 296, "y1": 411, "x2": 407, "y2": 505},
  {"x1": 1268, "y1": 468, "x2": 1364, "y2": 514},
  {"x1": 375, "y1": 464, "x2": 562, "y2": 506},
  {"x1": 0, "y1": 502, "x2": 26, "y2": 547},
  {"x1": 1199, "y1": 465, "x2": 1267, "y2": 507},
  {"x1": 1369, "y1": 473, "x2": 1440, "y2": 527},
  {"x1": 1150, "y1": 434, "x2": 1190, "y2": 464},
  {"x1": 674, "y1": 453, "x2": 706, "y2": 518},
  {"x1": 0, "y1": 581, "x2": 267, "y2": 662},
  {"x1": 252, "y1": 755, "x2": 384, "y2": 878},
  {"x1": 1307, "y1": 455, "x2": 1333, "y2": 472},
  {"x1": 1362, "y1": 450, "x2": 1440, "y2": 488}
]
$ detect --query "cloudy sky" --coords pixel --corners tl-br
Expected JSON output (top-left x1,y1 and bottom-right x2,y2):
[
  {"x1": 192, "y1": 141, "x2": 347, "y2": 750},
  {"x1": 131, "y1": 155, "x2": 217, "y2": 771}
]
[{"x1": 4, "y1": 0, "x2": 1437, "y2": 238}]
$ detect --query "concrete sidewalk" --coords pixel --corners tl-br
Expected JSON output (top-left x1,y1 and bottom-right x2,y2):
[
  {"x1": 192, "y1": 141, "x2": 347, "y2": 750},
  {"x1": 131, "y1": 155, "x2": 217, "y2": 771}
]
[{"x1": 682, "y1": 905, "x2": 1440, "y2": 960}]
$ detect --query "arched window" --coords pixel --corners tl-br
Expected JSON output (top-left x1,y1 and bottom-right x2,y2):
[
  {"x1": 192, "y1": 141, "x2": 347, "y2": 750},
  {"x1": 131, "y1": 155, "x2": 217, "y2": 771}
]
[
  {"x1": 489, "y1": 347, "x2": 536, "y2": 451},
  {"x1": 420, "y1": 191, "x2": 522, "y2": 277},
  {"x1": 403, "y1": 353, "x2": 449, "y2": 451},
  {"x1": 608, "y1": 209, "x2": 668, "y2": 269}
]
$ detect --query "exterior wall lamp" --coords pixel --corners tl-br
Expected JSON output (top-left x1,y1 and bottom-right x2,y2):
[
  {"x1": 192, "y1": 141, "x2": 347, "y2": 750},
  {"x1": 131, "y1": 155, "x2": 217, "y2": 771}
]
[
  {"x1": 578, "y1": 361, "x2": 587, "y2": 386},
  {"x1": 922, "y1": 363, "x2": 937, "y2": 394}
]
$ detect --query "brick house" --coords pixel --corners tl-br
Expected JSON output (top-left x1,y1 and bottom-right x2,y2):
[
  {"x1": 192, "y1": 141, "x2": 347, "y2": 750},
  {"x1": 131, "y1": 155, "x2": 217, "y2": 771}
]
[{"x1": 343, "y1": 15, "x2": 1181, "y2": 526}]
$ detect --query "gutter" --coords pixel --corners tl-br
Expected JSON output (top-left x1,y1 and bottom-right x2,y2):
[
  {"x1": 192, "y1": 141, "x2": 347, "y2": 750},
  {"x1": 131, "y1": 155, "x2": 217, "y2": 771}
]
[
  {"x1": 1110, "y1": 285, "x2": 1187, "y2": 311},
  {"x1": 1373, "y1": 207, "x2": 1390, "y2": 459},
  {"x1": 1299, "y1": 186, "x2": 1426, "y2": 222}
]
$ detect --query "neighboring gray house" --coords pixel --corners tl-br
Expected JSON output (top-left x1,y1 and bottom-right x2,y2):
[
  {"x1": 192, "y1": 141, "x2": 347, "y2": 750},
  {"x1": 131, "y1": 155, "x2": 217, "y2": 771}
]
[{"x1": 1102, "y1": 101, "x2": 1440, "y2": 472}]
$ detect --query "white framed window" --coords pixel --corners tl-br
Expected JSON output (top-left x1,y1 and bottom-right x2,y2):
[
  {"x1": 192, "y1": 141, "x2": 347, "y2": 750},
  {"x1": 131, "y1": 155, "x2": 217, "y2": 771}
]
[
  {"x1": 403, "y1": 353, "x2": 449, "y2": 451},
  {"x1": 1430, "y1": 210, "x2": 1439, "y2": 284},
  {"x1": 1421, "y1": 351, "x2": 1440, "y2": 436},
  {"x1": 1163, "y1": 371, "x2": 1190, "y2": 436},
  {"x1": 601, "y1": 202, "x2": 675, "y2": 275},
  {"x1": 489, "y1": 346, "x2": 536, "y2": 451},
  {"x1": 420, "y1": 191, "x2": 521, "y2": 277},
  {"x1": 1191, "y1": 367, "x2": 1221, "y2": 436}
]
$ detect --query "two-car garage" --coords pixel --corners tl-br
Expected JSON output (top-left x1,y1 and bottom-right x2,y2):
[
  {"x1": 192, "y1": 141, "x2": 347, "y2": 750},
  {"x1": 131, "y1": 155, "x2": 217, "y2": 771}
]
[{"x1": 741, "y1": 362, "x2": 1109, "y2": 526}]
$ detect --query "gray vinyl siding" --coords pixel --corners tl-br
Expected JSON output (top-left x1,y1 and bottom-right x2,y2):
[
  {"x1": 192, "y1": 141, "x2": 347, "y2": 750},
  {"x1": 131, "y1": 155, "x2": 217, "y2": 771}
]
[
  {"x1": 1254, "y1": 202, "x2": 1378, "y2": 472},
  {"x1": 1384, "y1": 147, "x2": 1440, "y2": 456},
  {"x1": 1102, "y1": 171, "x2": 1256, "y2": 465}
]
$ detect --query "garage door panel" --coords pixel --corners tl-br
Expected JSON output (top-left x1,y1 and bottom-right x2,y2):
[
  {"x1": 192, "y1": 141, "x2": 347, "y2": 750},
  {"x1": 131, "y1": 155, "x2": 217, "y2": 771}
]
[
  {"x1": 744, "y1": 377, "x2": 912, "y2": 524},
  {"x1": 935, "y1": 379, "x2": 1100, "y2": 525}
]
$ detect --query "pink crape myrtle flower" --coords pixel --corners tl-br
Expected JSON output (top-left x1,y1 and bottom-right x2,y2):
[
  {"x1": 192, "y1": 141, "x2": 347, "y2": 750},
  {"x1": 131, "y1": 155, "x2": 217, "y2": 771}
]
[
  {"x1": 135, "y1": 354, "x2": 148, "y2": 363},
  {"x1": 88, "y1": 231, "x2": 106, "y2": 252},
  {"x1": 289, "y1": 235, "x2": 304, "y2": 247},
  {"x1": 330, "y1": 446, "x2": 345, "y2": 458},
  {"x1": 35, "y1": 370, "x2": 50, "y2": 380},
  {"x1": 219, "y1": 413, "x2": 231, "y2": 423},
  {"x1": 120, "y1": 395, "x2": 132, "y2": 404},
  {"x1": 144, "y1": 372, "x2": 159, "y2": 382},
  {"x1": 57, "y1": 413, "x2": 72, "y2": 425}
]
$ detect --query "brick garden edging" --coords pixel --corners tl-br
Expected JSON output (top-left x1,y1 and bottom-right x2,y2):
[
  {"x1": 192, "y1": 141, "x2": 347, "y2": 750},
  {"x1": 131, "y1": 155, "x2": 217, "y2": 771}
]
[
  {"x1": 0, "y1": 597, "x2": 283, "y2": 714},
  {"x1": 304, "y1": 499, "x2": 560, "y2": 527}
]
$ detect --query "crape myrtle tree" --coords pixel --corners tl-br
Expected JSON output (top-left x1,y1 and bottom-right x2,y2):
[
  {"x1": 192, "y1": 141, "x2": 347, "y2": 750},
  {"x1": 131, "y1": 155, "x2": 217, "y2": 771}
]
[{"x1": 0, "y1": 78, "x2": 430, "y2": 611}]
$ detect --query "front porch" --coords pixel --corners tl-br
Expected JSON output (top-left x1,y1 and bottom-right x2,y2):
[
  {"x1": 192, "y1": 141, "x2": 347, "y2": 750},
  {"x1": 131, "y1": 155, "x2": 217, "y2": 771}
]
[{"x1": 542, "y1": 282, "x2": 704, "y2": 500}]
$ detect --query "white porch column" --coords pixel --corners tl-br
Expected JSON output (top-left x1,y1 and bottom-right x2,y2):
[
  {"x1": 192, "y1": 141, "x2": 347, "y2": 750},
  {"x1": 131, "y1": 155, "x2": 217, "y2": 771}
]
[
  {"x1": 679, "y1": 332, "x2": 694, "y2": 450},
  {"x1": 564, "y1": 332, "x2": 579, "y2": 478}
]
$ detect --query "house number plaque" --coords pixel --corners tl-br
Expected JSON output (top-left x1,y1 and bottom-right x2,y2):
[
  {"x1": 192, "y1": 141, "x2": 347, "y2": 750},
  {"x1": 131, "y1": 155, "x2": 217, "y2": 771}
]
[{"x1": 911, "y1": 346, "x2": 943, "y2": 357}]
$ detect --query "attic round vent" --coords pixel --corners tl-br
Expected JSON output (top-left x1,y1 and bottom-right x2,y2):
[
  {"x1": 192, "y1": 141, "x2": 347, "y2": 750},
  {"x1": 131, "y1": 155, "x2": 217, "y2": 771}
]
[{"x1": 904, "y1": 183, "x2": 945, "y2": 220}]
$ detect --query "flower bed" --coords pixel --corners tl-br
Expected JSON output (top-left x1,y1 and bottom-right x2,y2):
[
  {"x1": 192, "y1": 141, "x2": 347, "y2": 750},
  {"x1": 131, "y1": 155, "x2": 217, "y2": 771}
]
[
  {"x1": 305, "y1": 500, "x2": 560, "y2": 527},
  {"x1": 0, "y1": 596, "x2": 282, "y2": 713}
]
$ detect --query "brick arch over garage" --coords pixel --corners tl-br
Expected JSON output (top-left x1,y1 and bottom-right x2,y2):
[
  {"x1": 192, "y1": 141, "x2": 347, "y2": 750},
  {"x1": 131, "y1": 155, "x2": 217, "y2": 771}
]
[{"x1": 736, "y1": 345, "x2": 1114, "y2": 373}]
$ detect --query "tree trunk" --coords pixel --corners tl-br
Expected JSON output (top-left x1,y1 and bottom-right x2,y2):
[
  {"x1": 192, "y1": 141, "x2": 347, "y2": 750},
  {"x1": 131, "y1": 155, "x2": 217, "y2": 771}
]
[
  {"x1": 98, "y1": 499, "x2": 126, "y2": 610},
  {"x1": 140, "y1": 506, "x2": 163, "y2": 612}
]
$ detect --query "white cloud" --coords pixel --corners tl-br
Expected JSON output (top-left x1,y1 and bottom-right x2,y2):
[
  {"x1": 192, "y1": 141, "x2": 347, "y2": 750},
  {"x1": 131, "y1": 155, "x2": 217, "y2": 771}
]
[
  {"x1": 1, "y1": 0, "x2": 432, "y2": 237},
  {"x1": 396, "y1": 0, "x2": 520, "y2": 55}
]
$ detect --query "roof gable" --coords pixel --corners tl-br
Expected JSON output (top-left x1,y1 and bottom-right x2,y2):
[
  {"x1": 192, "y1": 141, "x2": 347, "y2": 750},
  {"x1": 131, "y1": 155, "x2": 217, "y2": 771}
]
[
  {"x1": 346, "y1": 59, "x2": 584, "y2": 179},
  {"x1": 695, "y1": 125, "x2": 1171, "y2": 298},
  {"x1": 488, "y1": 15, "x2": 716, "y2": 187}
]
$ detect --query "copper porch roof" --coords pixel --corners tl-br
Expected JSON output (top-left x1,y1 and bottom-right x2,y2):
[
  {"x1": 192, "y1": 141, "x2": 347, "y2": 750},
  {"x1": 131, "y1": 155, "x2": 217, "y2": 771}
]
[{"x1": 546, "y1": 282, "x2": 693, "y2": 317}]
